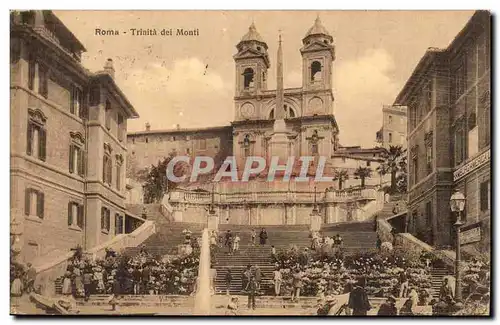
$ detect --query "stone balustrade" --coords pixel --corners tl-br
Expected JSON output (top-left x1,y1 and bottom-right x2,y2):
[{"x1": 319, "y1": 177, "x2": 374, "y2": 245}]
[{"x1": 170, "y1": 187, "x2": 377, "y2": 205}]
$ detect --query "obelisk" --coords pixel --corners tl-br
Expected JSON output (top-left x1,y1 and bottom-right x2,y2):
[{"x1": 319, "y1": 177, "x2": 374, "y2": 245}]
[{"x1": 269, "y1": 33, "x2": 290, "y2": 162}]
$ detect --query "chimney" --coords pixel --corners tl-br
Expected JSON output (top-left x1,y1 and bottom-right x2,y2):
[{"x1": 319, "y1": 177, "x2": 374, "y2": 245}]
[
  {"x1": 104, "y1": 58, "x2": 115, "y2": 78},
  {"x1": 145, "y1": 122, "x2": 151, "y2": 131}
]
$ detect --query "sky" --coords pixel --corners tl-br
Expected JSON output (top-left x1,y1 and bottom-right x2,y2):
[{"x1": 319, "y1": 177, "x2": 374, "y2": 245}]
[{"x1": 54, "y1": 10, "x2": 474, "y2": 147}]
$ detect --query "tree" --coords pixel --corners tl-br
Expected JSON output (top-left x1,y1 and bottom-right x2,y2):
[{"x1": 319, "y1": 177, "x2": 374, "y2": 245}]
[
  {"x1": 333, "y1": 169, "x2": 349, "y2": 190},
  {"x1": 354, "y1": 166, "x2": 372, "y2": 188},
  {"x1": 379, "y1": 145, "x2": 406, "y2": 194},
  {"x1": 140, "y1": 151, "x2": 188, "y2": 204}
]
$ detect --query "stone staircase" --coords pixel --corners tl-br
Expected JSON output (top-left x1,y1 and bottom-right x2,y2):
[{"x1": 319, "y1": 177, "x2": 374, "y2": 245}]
[
  {"x1": 26, "y1": 294, "x2": 431, "y2": 315},
  {"x1": 430, "y1": 267, "x2": 453, "y2": 298},
  {"x1": 213, "y1": 222, "x2": 378, "y2": 295},
  {"x1": 122, "y1": 222, "x2": 205, "y2": 257}
]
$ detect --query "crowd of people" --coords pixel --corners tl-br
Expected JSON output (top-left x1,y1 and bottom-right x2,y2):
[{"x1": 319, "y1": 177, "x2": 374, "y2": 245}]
[
  {"x1": 54, "y1": 245, "x2": 199, "y2": 300},
  {"x1": 209, "y1": 228, "x2": 269, "y2": 254}
]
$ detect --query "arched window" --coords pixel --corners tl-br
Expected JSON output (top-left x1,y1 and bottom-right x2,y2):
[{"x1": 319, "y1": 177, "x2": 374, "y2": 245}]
[
  {"x1": 311, "y1": 61, "x2": 322, "y2": 81},
  {"x1": 243, "y1": 68, "x2": 255, "y2": 89},
  {"x1": 243, "y1": 134, "x2": 251, "y2": 157},
  {"x1": 269, "y1": 105, "x2": 296, "y2": 120}
]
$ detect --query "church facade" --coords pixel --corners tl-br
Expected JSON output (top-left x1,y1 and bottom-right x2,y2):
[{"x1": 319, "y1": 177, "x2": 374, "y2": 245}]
[
  {"x1": 126, "y1": 18, "x2": 385, "y2": 226},
  {"x1": 128, "y1": 17, "x2": 340, "y2": 178}
]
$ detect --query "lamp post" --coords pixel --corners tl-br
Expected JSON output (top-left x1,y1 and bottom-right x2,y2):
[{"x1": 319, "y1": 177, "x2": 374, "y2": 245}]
[{"x1": 450, "y1": 190, "x2": 466, "y2": 302}]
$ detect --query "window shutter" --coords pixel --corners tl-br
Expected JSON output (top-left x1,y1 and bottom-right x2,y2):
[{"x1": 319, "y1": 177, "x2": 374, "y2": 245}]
[
  {"x1": 79, "y1": 149, "x2": 85, "y2": 177},
  {"x1": 106, "y1": 210, "x2": 110, "y2": 231},
  {"x1": 37, "y1": 191, "x2": 44, "y2": 218},
  {"x1": 24, "y1": 189, "x2": 31, "y2": 216},
  {"x1": 101, "y1": 207, "x2": 105, "y2": 230},
  {"x1": 107, "y1": 159, "x2": 112, "y2": 185},
  {"x1": 115, "y1": 214, "x2": 119, "y2": 234},
  {"x1": 26, "y1": 122, "x2": 33, "y2": 156},
  {"x1": 102, "y1": 156, "x2": 107, "y2": 183},
  {"x1": 70, "y1": 87, "x2": 75, "y2": 114},
  {"x1": 28, "y1": 60, "x2": 34, "y2": 90},
  {"x1": 68, "y1": 202, "x2": 73, "y2": 226},
  {"x1": 69, "y1": 144, "x2": 74, "y2": 173},
  {"x1": 38, "y1": 128, "x2": 46, "y2": 161},
  {"x1": 77, "y1": 204, "x2": 84, "y2": 228}
]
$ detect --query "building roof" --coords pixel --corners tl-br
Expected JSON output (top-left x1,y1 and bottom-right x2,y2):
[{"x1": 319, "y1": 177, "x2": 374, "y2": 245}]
[
  {"x1": 91, "y1": 72, "x2": 139, "y2": 119},
  {"x1": 240, "y1": 22, "x2": 266, "y2": 44},
  {"x1": 304, "y1": 16, "x2": 332, "y2": 39},
  {"x1": 128, "y1": 125, "x2": 232, "y2": 136},
  {"x1": 45, "y1": 10, "x2": 86, "y2": 53}
]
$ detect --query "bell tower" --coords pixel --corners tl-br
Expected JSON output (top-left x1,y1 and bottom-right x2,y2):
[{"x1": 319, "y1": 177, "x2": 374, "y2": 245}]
[
  {"x1": 233, "y1": 22, "x2": 270, "y2": 121},
  {"x1": 300, "y1": 16, "x2": 335, "y2": 116}
]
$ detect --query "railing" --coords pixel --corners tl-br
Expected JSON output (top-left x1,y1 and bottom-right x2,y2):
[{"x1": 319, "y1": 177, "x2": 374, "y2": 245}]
[
  {"x1": 170, "y1": 187, "x2": 377, "y2": 205},
  {"x1": 32, "y1": 220, "x2": 156, "y2": 297}
]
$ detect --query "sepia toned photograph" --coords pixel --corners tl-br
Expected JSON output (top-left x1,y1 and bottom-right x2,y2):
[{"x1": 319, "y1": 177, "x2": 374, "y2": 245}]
[{"x1": 9, "y1": 9, "x2": 491, "y2": 316}]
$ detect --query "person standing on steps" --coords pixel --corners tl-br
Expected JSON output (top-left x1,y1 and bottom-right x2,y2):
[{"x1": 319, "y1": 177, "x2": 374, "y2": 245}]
[
  {"x1": 25, "y1": 263, "x2": 36, "y2": 294},
  {"x1": 347, "y1": 277, "x2": 371, "y2": 316},
  {"x1": 399, "y1": 270, "x2": 409, "y2": 298},
  {"x1": 224, "y1": 268, "x2": 232, "y2": 296},
  {"x1": 224, "y1": 230, "x2": 232, "y2": 248},
  {"x1": 250, "y1": 229, "x2": 257, "y2": 246},
  {"x1": 246, "y1": 275, "x2": 258, "y2": 310},
  {"x1": 241, "y1": 265, "x2": 252, "y2": 293},
  {"x1": 259, "y1": 228, "x2": 268, "y2": 245},
  {"x1": 377, "y1": 295, "x2": 397, "y2": 315},
  {"x1": 82, "y1": 267, "x2": 94, "y2": 302},
  {"x1": 233, "y1": 233, "x2": 240, "y2": 253},
  {"x1": 254, "y1": 265, "x2": 262, "y2": 292},
  {"x1": 291, "y1": 268, "x2": 303, "y2": 302},
  {"x1": 273, "y1": 267, "x2": 282, "y2": 296},
  {"x1": 227, "y1": 235, "x2": 234, "y2": 255}
]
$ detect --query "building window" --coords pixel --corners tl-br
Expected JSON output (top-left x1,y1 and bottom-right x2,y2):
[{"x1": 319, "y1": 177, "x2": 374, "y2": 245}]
[
  {"x1": 479, "y1": 91, "x2": 490, "y2": 149},
  {"x1": 388, "y1": 132, "x2": 392, "y2": 143},
  {"x1": 199, "y1": 139, "x2": 207, "y2": 150},
  {"x1": 115, "y1": 154, "x2": 123, "y2": 190},
  {"x1": 117, "y1": 114, "x2": 124, "y2": 142},
  {"x1": 454, "y1": 63, "x2": 465, "y2": 102},
  {"x1": 423, "y1": 81, "x2": 432, "y2": 114},
  {"x1": 103, "y1": 155, "x2": 112, "y2": 185},
  {"x1": 69, "y1": 132, "x2": 85, "y2": 177},
  {"x1": 101, "y1": 207, "x2": 110, "y2": 233},
  {"x1": 24, "y1": 188, "x2": 44, "y2": 218},
  {"x1": 468, "y1": 107, "x2": 478, "y2": 158},
  {"x1": 480, "y1": 181, "x2": 490, "y2": 212},
  {"x1": 243, "y1": 68, "x2": 254, "y2": 89},
  {"x1": 26, "y1": 109, "x2": 47, "y2": 162},
  {"x1": 426, "y1": 145, "x2": 433, "y2": 175},
  {"x1": 105, "y1": 99, "x2": 112, "y2": 130},
  {"x1": 425, "y1": 131, "x2": 433, "y2": 175},
  {"x1": 38, "y1": 64, "x2": 48, "y2": 98},
  {"x1": 70, "y1": 86, "x2": 83, "y2": 118},
  {"x1": 454, "y1": 118, "x2": 466, "y2": 166},
  {"x1": 388, "y1": 115, "x2": 392, "y2": 124},
  {"x1": 67, "y1": 201, "x2": 84, "y2": 228},
  {"x1": 311, "y1": 61, "x2": 322, "y2": 81},
  {"x1": 115, "y1": 214, "x2": 124, "y2": 234},
  {"x1": 145, "y1": 137, "x2": 149, "y2": 143},
  {"x1": 103, "y1": 143, "x2": 113, "y2": 185},
  {"x1": 411, "y1": 147, "x2": 418, "y2": 185},
  {"x1": 367, "y1": 160, "x2": 371, "y2": 167}
]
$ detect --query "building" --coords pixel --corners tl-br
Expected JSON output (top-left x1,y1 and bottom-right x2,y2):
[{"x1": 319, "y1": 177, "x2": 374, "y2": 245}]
[
  {"x1": 375, "y1": 105, "x2": 407, "y2": 149},
  {"x1": 127, "y1": 18, "x2": 384, "y2": 226},
  {"x1": 394, "y1": 11, "x2": 490, "y2": 250},
  {"x1": 128, "y1": 17, "x2": 341, "y2": 176},
  {"x1": 10, "y1": 10, "x2": 143, "y2": 265}
]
